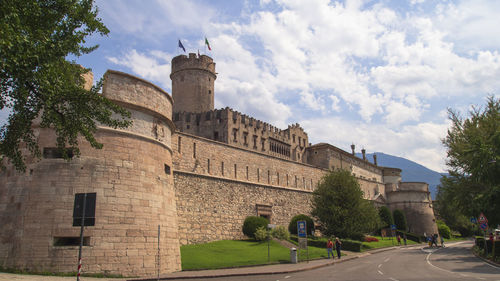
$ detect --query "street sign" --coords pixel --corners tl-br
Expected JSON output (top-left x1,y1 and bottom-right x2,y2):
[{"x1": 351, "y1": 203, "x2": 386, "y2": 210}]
[
  {"x1": 391, "y1": 224, "x2": 396, "y2": 230},
  {"x1": 470, "y1": 217, "x2": 477, "y2": 224},
  {"x1": 478, "y1": 213, "x2": 488, "y2": 224},
  {"x1": 480, "y1": 223, "x2": 488, "y2": 231},
  {"x1": 297, "y1": 221, "x2": 307, "y2": 238}
]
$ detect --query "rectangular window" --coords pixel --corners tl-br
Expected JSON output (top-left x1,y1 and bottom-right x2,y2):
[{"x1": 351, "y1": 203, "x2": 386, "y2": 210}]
[
  {"x1": 193, "y1": 142, "x2": 196, "y2": 158},
  {"x1": 277, "y1": 172, "x2": 280, "y2": 185},
  {"x1": 207, "y1": 159, "x2": 211, "y2": 174},
  {"x1": 268, "y1": 170, "x2": 270, "y2": 184},
  {"x1": 257, "y1": 168, "x2": 260, "y2": 182},
  {"x1": 73, "y1": 193, "x2": 96, "y2": 227},
  {"x1": 234, "y1": 164, "x2": 237, "y2": 178},
  {"x1": 178, "y1": 136, "x2": 182, "y2": 153},
  {"x1": 286, "y1": 174, "x2": 289, "y2": 186},
  {"x1": 164, "y1": 164, "x2": 171, "y2": 175},
  {"x1": 246, "y1": 166, "x2": 249, "y2": 180},
  {"x1": 53, "y1": 236, "x2": 90, "y2": 247},
  {"x1": 221, "y1": 162, "x2": 225, "y2": 176}
]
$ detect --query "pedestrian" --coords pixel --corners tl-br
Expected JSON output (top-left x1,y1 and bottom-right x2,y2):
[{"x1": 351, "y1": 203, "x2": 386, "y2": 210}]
[
  {"x1": 440, "y1": 235, "x2": 445, "y2": 247},
  {"x1": 427, "y1": 235, "x2": 432, "y2": 247},
  {"x1": 397, "y1": 234, "x2": 401, "y2": 245},
  {"x1": 403, "y1": 233, "x2": 407, "y2": 246},
  {"x1": 326, "y1": 238, "x2": 334, "y2": 259},
  {"x1": 335, "y1": 237, "x2": 342, "y2": 259},
  {"x1": 432, "y1": 234, "x2": 439, "y2": 247}
]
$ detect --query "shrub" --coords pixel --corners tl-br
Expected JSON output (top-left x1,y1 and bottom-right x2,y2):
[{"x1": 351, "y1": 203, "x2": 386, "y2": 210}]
[
  {"x1": 242, "y1": 216, "x2": 269, "y2": 239},
  {"x1": 272, "y1": 225, "x2": 290, "y2": 240},
  {"x1": 289, "y1": 235, "x2": 363, "y2": 252},
  {"x1": 254, "y1": 226, "x2": 269, "y2": 241},
  {"x1": 437, "y1": 222, "x2": 451, "y2": 239},
  {"x1": 378, "y1": 206, "x2": 393, "y2": 228},
  {"x1": 365, "y1": 236, "x2": 379, "y2": 242},
  {"x1": 288, "y1": 214, "x2": 314, "y2": 236},
  {"x1": 396, "y1": 231, "x2": 425, "y2": 243}
]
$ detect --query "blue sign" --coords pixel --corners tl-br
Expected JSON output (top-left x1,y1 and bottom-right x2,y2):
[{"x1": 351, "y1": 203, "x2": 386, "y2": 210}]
[
  {"x1": 390, "y1": 224, "x2": 396, "y2": 230},
  {"x1": 480, "y1": 223, "x2": 488, "y2": 231},
  {"x1": 297, "y1": 221, "x2": 307, "y2": 238},
  {"x1": 470, "y1": 217, "x2": 477, "y2": 224}
]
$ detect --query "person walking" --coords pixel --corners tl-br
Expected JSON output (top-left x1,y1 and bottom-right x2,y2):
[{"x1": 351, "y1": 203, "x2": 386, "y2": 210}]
[
  {"x1": 440, "y1": 235, "x2": 445, "y2": 247},
  {"x1": 397, "y1": 234, "x2": 401, "y2": 245},
  {"x1": 432, "y1": 234, "x2": 439, "y2": 247},
  {"x1": 335, "y1": 237, "x2": 342, "y2": 259},
  {"x1": 403, "y1": 233, "x2": 407, "y2": 246},
  {"x1": 326, "y1": 239, "x2": 334, "y2": 259}
]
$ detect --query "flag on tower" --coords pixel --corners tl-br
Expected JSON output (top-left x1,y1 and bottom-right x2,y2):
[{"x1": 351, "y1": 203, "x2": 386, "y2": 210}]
[
  {"x1": 205, "y1": 37, "x2": 211, "y2": 51},
  {"x1": 178, "y1": 40, "x2": 186, "y2": 52}
]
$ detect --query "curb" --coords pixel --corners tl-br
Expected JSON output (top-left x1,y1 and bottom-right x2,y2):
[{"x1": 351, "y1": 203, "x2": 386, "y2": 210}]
[{"x1": 129, "y1": 245, "x2": 418, "y2": 280}]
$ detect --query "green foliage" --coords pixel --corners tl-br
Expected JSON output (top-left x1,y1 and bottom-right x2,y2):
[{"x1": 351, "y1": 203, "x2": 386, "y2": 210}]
[
  {"x1": 439, "y1": 96, "x2": 500, "y2": 228},
  {"x1": 311, "y1": 170, "x2": 381, "y2": 239},
  {"x1": 435, "y1": 182, "x2": 475, "y2": 237},
  {"x1": 378, "y1": 206, "x2": 393, "y2": 228},
  {"x1": 437, "y1": 221, "x2": 451, "y2": 239},
  {"x1": 271, "y1": 225, "x2": 290, "y2": 241},
  {"x1": 289, "y1": 235, "x2": 363, "y2": 252},
  {"x1": 242, "y1": 216, "x2": 269, "y2": 239},
  {"x1": 254, "y1": 226, "x2": 268, "y2": 241},
  {"x1": 393, "y1": 209, "x2": 407, "y2": 231},
  {"x1": 396, "y1": 231, "x2": 425, "y2": 243},
  {"x1": 0, "y1": 0, "x2": 131, "y2": 171},
  {"x1": 288, "y1": 214, "x2": 314, "y2": 236}
]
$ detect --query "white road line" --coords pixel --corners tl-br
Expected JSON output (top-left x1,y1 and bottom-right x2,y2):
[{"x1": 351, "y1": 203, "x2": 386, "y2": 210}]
[
  {"x1": 389, "y1": 278, "x2": 399, "y2": 281},
  {"x1": 476, "y1": 277, "x2": 485, "y2": 280},
  {"x1": 384, "y1": 258, "x2": 390, "y2": 262},
  {"x1": 378, "y1": 270, "x2": 384, "y2": 275},
  {"x1": 459, "y1": 273, "x2": 468, "y2": 277},
  {"x1": 378, "y1": 264, "x2": 382, "y2": 268},
  {"x1": 284, "y1": 276, "x2": 291, "y2": 279}
]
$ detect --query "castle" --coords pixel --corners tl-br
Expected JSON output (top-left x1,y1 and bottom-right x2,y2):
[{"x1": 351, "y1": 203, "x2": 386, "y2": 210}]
[{"x1": 0, "y1": 53, "x2": 438, "y2": 277}]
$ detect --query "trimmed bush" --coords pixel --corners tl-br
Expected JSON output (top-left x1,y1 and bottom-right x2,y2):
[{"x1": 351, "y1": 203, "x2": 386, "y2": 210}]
[
  {"x1": 272, "y1": 225, "x2": 290, "y2": 241},
  {"x1": 378, "y1": 206, "x2": 393, "y2": 228},
  {"x1": 289, "y1": 235, "x2": 363, "y2": 252},
  {"x1": 396, "y1": 231, "x2": 424, "y2": 243},
  {"x1": 437, "y1": 222, "x2": 451, "y2": 239},
  {"x1": 393, "y1": 209, "x2": 407, "y2": 231},
  {"x1": 242, "y1": 216, "x2": 269, "y2": 239},
  {"x1": 494, "y1": 240, "x2": 500, "y2": 259},
  {"x1": 288, "y1": 214, "x2": 314, "y2": 236},
  {"x1": 254, "y1": 226, "x2": 268, "y2": 241}
]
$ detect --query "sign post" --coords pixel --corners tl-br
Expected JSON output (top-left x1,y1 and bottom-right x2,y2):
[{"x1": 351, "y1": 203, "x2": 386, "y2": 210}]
[
  {"x1": 478, "y1": 213, "x2": 488, "y2": 255},
  {"x1": 297, "y1": 221, "x2": 308, "y2": 262},
  {"x1": 390, "y1": 224, "x2": 396, "y2": 246}
]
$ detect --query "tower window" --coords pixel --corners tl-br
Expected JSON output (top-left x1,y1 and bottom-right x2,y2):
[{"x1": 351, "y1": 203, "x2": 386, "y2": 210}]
[{"x1": 208, "y1": 90, "x2": 211, "y2": 95}]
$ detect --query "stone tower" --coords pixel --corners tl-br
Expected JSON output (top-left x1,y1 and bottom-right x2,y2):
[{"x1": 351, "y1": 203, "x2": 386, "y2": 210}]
[{"x1": 170, "y1": 53, "x2": 216, "y2": 113}]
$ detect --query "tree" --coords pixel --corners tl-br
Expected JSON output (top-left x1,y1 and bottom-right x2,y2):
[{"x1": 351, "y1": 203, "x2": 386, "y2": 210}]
[
  {"x1": 393, "y1": 209, "x2": 407, "y2": 231},
  {"x1": 288, "y1": 214, "x2": 314, "y2": 236},
  {"x1": 438, "y1": 96, "x2": 500, "y2": 228},
  {"x1": 311, "y1": 169, "x2": 381, "y2": 239},
  {"x1": 378, "y1": 206, "x2": 394, "y2": 229},
  {"x1": 0, "y1": 0, "x2": 131, "y2": 172}
]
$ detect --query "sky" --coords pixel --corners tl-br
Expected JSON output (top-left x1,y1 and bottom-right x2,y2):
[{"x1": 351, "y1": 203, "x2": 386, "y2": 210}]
[{"x1": 3, "y1": 0, "x2": 500, "y2": 173}]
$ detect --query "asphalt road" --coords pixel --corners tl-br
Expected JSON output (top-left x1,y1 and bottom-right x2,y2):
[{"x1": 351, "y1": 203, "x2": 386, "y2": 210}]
[{"x1": 179, "y1": 241, "x2": 500, "y2": 281}]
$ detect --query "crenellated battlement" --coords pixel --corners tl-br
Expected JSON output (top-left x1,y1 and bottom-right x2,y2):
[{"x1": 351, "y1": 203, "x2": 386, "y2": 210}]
[{"x1": 171, "y1": 53, "x2": 216, "y2": 76}]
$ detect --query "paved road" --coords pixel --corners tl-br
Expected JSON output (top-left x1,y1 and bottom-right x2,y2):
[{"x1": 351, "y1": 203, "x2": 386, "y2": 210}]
[{"x1": 178, "y1": 241, "x2": 500, "y2": 281}]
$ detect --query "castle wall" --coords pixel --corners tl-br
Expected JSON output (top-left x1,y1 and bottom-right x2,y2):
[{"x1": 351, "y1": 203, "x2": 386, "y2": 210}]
[
  {"x1": 173, "y1": 132, "x2": 323, "y2": 191},
  {"x1": 386, "y1": 182, "x2": 438, "y2": 236},
  {"x1": 174, "y1": 172, "x2": 312, "y2": 245},
  {"x1": 0, "y1": 71, "x2": 181, "y2": 276}
]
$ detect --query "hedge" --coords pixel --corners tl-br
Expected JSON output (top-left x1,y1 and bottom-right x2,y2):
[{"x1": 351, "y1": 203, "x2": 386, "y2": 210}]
[
  {"x1": 242, "y1": 216, "x2": 269, "y2": 239},
  {"x1": 494, "y1": 241, "x2": 500, "y2": 259},
  {"x1": 289, "y1": 235, "x2": 363, "y2": 252}
]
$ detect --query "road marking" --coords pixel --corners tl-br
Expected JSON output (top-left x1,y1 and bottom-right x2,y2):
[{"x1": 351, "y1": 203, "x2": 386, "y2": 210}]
[
  {"x1": 284, "y1": 276, "x2": 291, "y2": 279},
  {"x1": 378, "y1": 270, "x2": 383, "y2": 275},
  {"x1": 389, "y1": 278, "x2": 399, "y2": 281},
  {"x1": 384, "y1": 258, "x2": 390, "y2": 262},
  {"x1": 476, "y1": 277, "x2": 485, "y2": 280},
  {"x1": 459, "y1": 273, "x2": 468, "y2": 277},
  {"x1": 378, "y1": 264, "x2": 382, "y2": 268}
]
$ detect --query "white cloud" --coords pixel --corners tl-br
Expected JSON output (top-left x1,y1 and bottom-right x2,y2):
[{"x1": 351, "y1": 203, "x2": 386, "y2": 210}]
[{"x1": 107, "y1": 50, "x2": 172, "y2": 89}]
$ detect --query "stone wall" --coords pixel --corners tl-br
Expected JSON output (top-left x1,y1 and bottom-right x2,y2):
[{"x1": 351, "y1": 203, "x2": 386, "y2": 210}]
[
  {"x1": 174, "y1": 172, "x2": 312, "y2": 245},
  {"x1": 173, "y1": 132, "x2": 326, "y2": 191}
]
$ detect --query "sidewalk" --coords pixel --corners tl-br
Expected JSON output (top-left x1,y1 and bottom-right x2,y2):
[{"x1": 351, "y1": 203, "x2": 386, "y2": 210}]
[
  {"x1": 130, "y1": 246, "x2": 408, "y2": 281},
  {"x1": 0, "y1": 246, "x2": 413, "y2": 281}
]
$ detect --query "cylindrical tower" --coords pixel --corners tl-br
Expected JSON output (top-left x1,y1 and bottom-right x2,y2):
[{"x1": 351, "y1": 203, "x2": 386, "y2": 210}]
[
  {"x1": 170, "y1": 53, "x2": 216, "y2": 113},
  {"x1": 0, "y1": 70, "x2": 180, "y2": 277}
]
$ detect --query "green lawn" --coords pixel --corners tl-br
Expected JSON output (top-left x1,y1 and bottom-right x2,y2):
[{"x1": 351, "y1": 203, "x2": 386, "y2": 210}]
[
  {"x1": 362, "y1": 236, "x2": 419, "y2": 250},
  {"x1": 181, "y1": 240, "x2": 333, "y2": 270}
]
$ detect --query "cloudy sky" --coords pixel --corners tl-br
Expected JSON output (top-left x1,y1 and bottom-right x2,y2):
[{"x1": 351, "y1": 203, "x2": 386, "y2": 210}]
[{"x1": 4, "y1": 0, "x2": 500, "y2": 172}]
